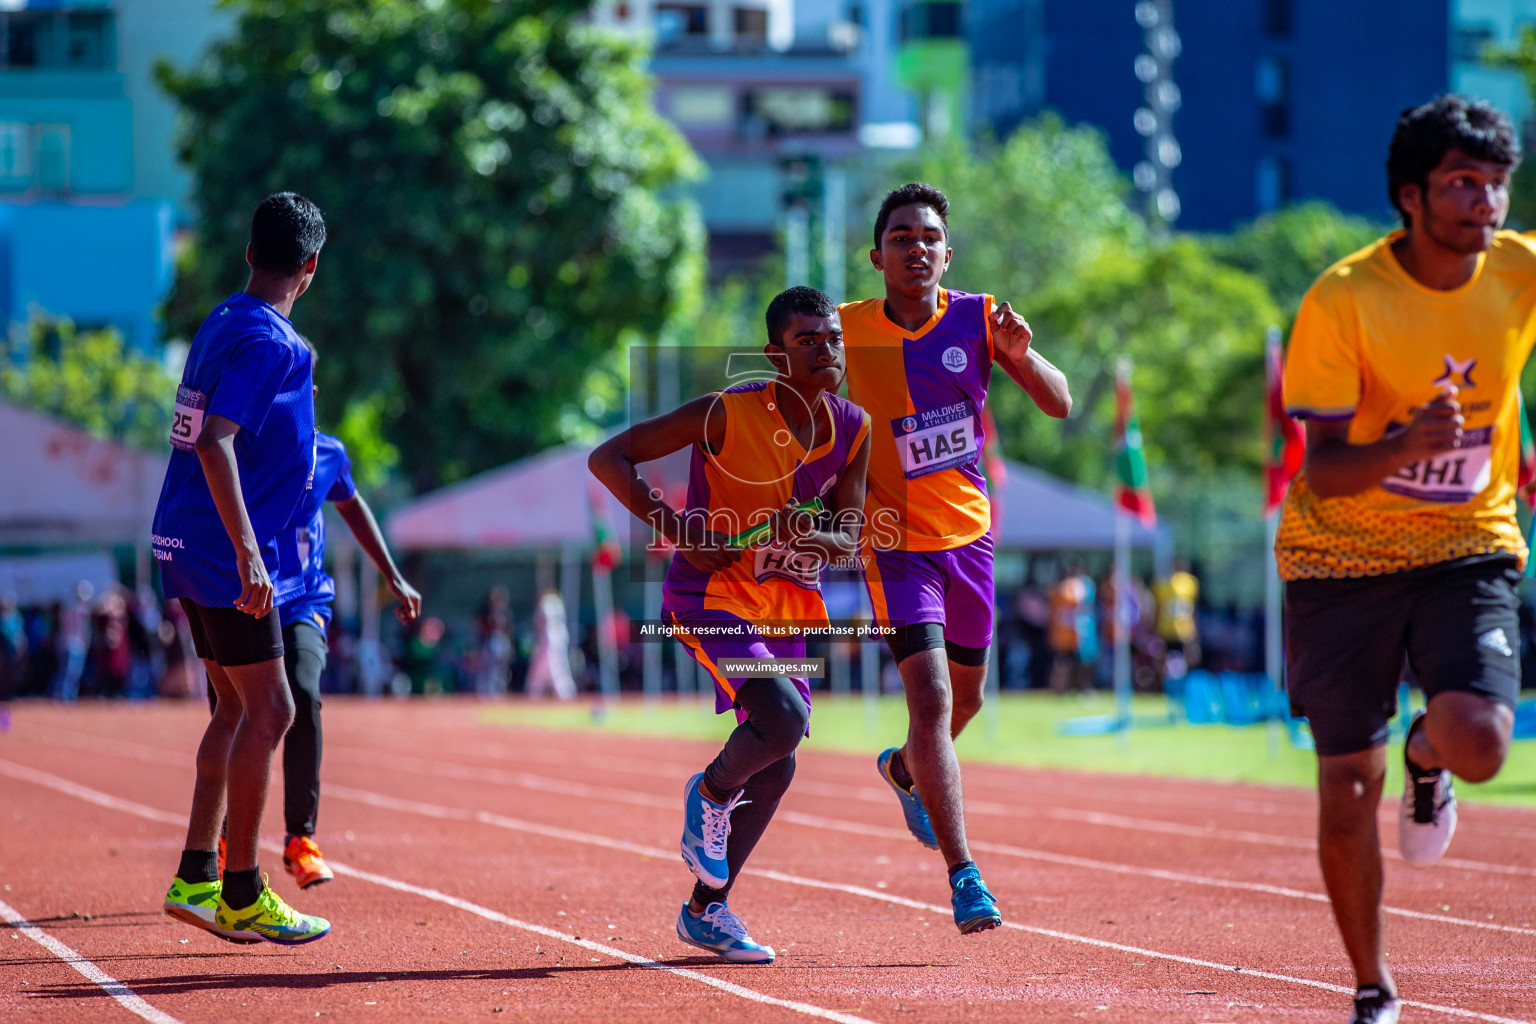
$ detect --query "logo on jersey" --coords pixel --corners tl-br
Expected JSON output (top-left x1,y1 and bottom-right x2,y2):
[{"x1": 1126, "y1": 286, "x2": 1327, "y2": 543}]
[
  {"x1": 901, "y1": 416, "x2": 918, "y2": 433},
  {"x1": 941, "y1": 346, "x2": 968, "y2": 373},
  {"x1": 1433, "y1": 355, "x2": 1476, "y2": 389}
]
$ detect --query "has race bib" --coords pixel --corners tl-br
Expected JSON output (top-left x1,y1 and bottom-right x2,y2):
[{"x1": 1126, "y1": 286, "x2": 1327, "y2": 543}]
[
  {"x1": 169, "y1": 386, "x2": 207, "y2": 451},
  {"x1": 892, "y1": 401, "x2": 979, "y2": 479},
  {"x1": 1380, "y1": 426, "x2": 1493, "y2": 504},
  {"x1": 752, "y1": 544, "x2": 823, "y2": 591}
]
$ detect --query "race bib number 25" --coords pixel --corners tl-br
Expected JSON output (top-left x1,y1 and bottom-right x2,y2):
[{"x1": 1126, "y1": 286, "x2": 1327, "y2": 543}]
[
  {"x1": 1380, "y1": 425, "x2": 1493, "y2": 504},
  {"x1": 892, "y1": 401, "x2": 979, "y2": 479},
  {"x1": 169, "y1": 386, "x2": 207, "y2": 452}
]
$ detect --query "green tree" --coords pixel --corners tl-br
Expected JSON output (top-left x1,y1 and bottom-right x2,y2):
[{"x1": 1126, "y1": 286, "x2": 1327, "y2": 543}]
[
  {"x1": 1207, "y1": 201, "x2": 1385, "y2": 318},
  {"x1": 159, "y1": 0, "x2": 703, "y2": 491},
  {"x1": 0, "y1": 315, "x2": 175, "y2": 448}
]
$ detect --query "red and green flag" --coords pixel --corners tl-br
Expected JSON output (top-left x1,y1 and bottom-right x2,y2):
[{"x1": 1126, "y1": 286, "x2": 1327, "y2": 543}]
[
  {"x1": 1113, "y1": 358, "x2": 1155, "y2": 526},
  {"x1": 1264, "y1": 327, "x2": 1306, "y2": 516},
  {"x1": 980, "y1": 404, "x2": 1008, "y2": 539},
  {"x1": 587, "y1": 478, "x2": 624, "y2": 573}
]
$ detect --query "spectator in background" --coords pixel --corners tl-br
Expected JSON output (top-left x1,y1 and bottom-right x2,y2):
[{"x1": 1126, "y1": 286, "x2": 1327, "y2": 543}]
[
  {"x1": 0, "y1": 594, "x2": 21, "y2": 730},
  {"x1": 51, "y1": 583, "x2": 92, "y2": 701},
  {"x1": 91, "y1": 588, "x2": 131, "y2": 698},
  {"x1": 474, "y1": 586, "x2": 513, "y2": 696},
  {"x1": 1048, "y1": 561, "x2": 1097, "y2": 693},
  {"x1": 1153, "y1": 559, "x2": 1201, "y2": 682},
  {"x1": 525, "y1": 590, "x2": 576, "y2": 700}
]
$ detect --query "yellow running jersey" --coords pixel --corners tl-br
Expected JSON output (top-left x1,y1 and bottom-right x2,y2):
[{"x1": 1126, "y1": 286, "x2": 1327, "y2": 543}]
[{"x1": 1277, "y1": 230, "x2": 1536, "y2": 581}]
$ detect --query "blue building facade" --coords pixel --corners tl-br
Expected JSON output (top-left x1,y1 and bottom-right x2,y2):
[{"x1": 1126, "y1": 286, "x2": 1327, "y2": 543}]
[
  {"x1": 969, "y1": 0, "x2": 1452, "y2": 230},
  {"x1": 0, "y1": 1, "x2": 174, "y2": 349}
]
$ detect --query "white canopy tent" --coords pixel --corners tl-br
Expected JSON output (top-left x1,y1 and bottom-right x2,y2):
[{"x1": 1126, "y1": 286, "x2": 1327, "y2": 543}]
[
  {"x1": 0, "y1": 400, "x2": 167, "y2": 548},
  {"x1": 385, "y1": 440, "x2": 1164, "y2": 551}
]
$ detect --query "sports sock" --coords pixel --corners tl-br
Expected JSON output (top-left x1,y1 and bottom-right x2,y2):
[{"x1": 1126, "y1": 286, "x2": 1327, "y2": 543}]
[
  {"x1": 222, "y1": 868, "x2": 263, "y2": 910},
  {"x1": 176, "y1": 850, "x2": 219, "y2": 884},
  {"x1": 888, "y1": 749, "x2": 916, "y2": 791},
  {"x1": 948, "y1": 860, "x2": 977, "y2": 881},
  {"x1": 691, "y1": 881, "x2": 727, "y2": 910}
]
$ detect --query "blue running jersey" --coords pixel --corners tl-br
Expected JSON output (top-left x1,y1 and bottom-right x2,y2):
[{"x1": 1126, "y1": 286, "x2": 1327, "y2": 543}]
[
  {"x1": 152, "y1": 292, "x2": 316, "y2": 608},
  {"x1": 277, "y1": 432, "x2": 357, "y2": 629}
]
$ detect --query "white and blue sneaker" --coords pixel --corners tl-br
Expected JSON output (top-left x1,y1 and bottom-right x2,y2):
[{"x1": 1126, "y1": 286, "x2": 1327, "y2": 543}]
[
  {"x1": 676, "y1": 902, "x2": 775, "y2": 964},
  {"x1": 877, "y1": 747, "x2": 939, "y2": 849},
  {"x1": 681, "y1": 772, "x2": 747, "y2": 889}
]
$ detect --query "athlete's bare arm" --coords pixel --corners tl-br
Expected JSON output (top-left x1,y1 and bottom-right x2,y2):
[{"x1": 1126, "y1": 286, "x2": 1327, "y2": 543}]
[
  {"x1": 768, "y1": 432, "x2": 871, "y2": 564},
  {"x1": 334, "y1": 494, "x2": 421, "y2": 624},
  {"x1": 1304, "y1": 390, "x2": 1463, "y2": 498},
  {"x1": 991, "y1": 301, "x2": 1071, "y2": 418},
  {"x1": 193, "y1": 413, "x2": 272, "y2": 618},
  {"x1": 588, "y1": 396, "x2": 738, "y2": 572}
]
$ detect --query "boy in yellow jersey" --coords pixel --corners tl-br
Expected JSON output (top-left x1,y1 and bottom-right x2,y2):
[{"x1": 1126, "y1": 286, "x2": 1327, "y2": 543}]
[
  {"x1": 1279, "y1": 96, "x2": 1527, "y2": 1024},
  {"x1": 841, "y1": 183, "x2": 1072, "y2": 933},
  {"x1": 589, "y1": 286, "x2": 870, "y2": 963}
]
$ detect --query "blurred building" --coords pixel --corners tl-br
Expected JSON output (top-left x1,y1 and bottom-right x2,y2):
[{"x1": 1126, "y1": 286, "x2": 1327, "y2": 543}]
[
  {"x1": 1453, "y1": 0, "x2": 1536, "y2": 136},
  {"x1": 0, "y1": 1, "x2": 228, "y2": 349},
  {"x1": 969, "y1": 0, "x2": 1453, "y2": 230},
  {"x1": 592, "y1": 0, "x2": 932, "y2": 286}
]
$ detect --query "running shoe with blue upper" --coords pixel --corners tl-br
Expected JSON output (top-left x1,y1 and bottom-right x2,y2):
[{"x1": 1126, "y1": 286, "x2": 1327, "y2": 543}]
[
  {"x1": 950, "y1": 864, "x2": 1002, "y2": 934},
  {"x1": 676, "y1": 902, "x2": 775, "y2": 963},
  {"x1": 214, "y1": 876, "x2": 331, "y2": 945},
  {"x1": 681, "y1": 772, "x2": 747, "y2": 890},
  {"x1": 877, "y1": 747, "x2": 939, "y2": 849}
]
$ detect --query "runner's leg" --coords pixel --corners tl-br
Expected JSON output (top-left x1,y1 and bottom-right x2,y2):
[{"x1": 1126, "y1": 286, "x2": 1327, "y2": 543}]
[
  {"x1": 895, "y1": 648, "x2": 971, "y2": 867},
  {"x1": 184, "y1": 660, "x2": 241, "y2": 853},
  {"x1": 221, "y1": 657, "x2": 295, "y2": 875},
  {"x1": 282, "y1": 621, "x2": 327, "y2": 838},
  {"x1": 1317, "y1": 746, "x2": 1392, "y2": 992}
]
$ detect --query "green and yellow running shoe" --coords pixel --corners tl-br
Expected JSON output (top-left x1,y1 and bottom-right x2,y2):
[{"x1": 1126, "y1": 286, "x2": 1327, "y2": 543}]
[
  {"x1": 163, "y1": 876, "x2": 259, "y2": 945},
  {"x1": 214, "y1": 876, "x2": 331, "y2": 945}
]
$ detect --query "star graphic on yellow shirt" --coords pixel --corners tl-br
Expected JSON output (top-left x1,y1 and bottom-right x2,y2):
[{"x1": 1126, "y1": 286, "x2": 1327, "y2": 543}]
[{"x1": 1432, "y1": 354, "x2": 1476, "y2": 389}]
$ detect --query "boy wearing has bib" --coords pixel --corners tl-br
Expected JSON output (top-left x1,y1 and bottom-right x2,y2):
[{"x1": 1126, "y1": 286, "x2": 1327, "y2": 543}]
[
  {"x1": 841, "y1": 183, "x2": 1071, "y2": 934},
  {"x1": 1278, "y1": 96, "x2": 1528, "y2": 1024},
  {"x1": 589, "y1": 287, "x2": 870, "y2": 964}
]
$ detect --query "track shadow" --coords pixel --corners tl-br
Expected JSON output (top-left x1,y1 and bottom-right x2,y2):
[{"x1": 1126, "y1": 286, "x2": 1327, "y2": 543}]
[
  {"x1": 15, "y1": 911, "x2": 167, "y2": 930},
  {"x1": 28, "y1": 959, "x2": 939, "y2": 999}
]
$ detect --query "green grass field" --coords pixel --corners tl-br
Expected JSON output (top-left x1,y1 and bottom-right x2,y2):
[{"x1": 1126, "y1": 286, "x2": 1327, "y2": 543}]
[{"x1": 483, "y1": 692, "x2": 1536, "y2": 808}]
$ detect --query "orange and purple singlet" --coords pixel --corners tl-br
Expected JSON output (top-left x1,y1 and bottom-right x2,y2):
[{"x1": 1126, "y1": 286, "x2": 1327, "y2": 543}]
[
  {"x1": 663, "y1": 382, "x2": 871, "y2": 716},
  {"x1": 840, "y1": 289, "x2": 997, "y2": 650}
]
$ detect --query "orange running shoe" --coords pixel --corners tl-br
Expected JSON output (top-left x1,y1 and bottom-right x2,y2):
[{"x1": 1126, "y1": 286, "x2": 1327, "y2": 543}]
[{"x1": 283, "y1": 835, "x2": 334, "y2": 889}]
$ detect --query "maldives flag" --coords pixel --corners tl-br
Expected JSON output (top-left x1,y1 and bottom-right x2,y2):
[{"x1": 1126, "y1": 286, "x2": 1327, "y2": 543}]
[
  {"x1": 587, "y1": 478, "x2": 624, "y2": 572},
  {"x1": 1113, "y1": 359, "x2": 1155, "y2": 526},
  {"x1": 1264, "y1": 328, "x2": 1306, "y2": 516}
]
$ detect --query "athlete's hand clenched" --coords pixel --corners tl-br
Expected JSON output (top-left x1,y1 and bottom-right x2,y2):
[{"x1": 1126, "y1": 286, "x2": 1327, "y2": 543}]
[
  {"x1": 990, "y1": 301, "x2": 1033, "y2": 362},
  {"x1": 1400, "y1": 388, "x2": 1464, "y2": 460}
]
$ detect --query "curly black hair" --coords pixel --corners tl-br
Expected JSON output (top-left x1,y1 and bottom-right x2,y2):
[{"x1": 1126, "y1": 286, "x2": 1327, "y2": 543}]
[
  {"x1": 1387, "y1": 95, "x2": 1520, "y2": 227},
  {"x1": 765, "y1": 285, "x2": 838, "y2": 347},
  {"x1": 872, "y1": 182, "x2": 949, "y2": 250}
]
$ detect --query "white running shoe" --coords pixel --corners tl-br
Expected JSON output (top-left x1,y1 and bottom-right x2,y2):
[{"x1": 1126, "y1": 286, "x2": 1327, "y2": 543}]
[
  {"x1": 1399, "y1": 718, "x2": 1457, "y2": 868},
  {"x1": 1348, "y1": 985, "x2": 1400, "y2": 1023}
]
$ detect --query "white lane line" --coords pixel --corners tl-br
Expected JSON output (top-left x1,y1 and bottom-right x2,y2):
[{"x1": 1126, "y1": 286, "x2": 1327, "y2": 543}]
[
  {"x1": 325, "y1": 782, "x2": 1536, "y2": 1024},
  {"x1": 0, "y1": 761, "x2": 880, "y2": 1024},
  {"x1": 0, "y1": 896, "x2": 184, "y2": 1024},
  {"x1": 17, "y1": 731, "x2": 1535, "y2": 938}
]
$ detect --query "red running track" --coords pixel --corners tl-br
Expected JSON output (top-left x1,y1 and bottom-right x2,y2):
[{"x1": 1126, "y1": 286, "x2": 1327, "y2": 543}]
[{"x1": 2, "y1": 697, "x2": 1535, "y2": 1024}]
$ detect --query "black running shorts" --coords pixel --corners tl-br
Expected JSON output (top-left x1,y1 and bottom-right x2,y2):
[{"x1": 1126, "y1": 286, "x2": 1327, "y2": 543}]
[
  {"x1": 181, "y1": 599, "x2": 285, "y2": 668},
  {"x1": 1284, "y1": 554, "x2": 1522, "y2": 757}
]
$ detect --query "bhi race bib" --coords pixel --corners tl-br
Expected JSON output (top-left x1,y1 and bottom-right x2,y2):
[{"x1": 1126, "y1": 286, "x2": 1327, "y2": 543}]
[
  {"x1": 892, "y1": 401, "x2": 979, "y2": 479},
  {"x1": 1380, "y1": 426, "x2": 1493, "y2": 503},
  {"x1": 752, "y1": 543, "x2": 823, "y2": 591},
  {"x1": 169, "y1": 386, "x2": 207, "y2": 451}
]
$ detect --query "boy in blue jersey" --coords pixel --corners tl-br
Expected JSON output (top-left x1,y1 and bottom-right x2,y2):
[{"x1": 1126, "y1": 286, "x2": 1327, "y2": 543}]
[
  {"x1": 156, "y1": 193, "x2": 333, "y2": 946},
  {"x1": 245, "y1": 417, "x2": 422, "y2": 889}
]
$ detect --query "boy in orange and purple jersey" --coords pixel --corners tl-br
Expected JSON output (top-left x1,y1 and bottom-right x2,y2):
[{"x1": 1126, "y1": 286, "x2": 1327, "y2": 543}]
[
  {"x1": 589, "y1": 286, "x2": 871, "y2": 963},
  {"x1": 841, "y1": 183, "x2": 1072, "y2": 933}
]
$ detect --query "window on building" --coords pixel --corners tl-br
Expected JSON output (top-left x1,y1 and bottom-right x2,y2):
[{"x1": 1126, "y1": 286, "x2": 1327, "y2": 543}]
[
  {"x1": 1256, "y1": 56, "x2": 1290, "y2": 138},
  {"x1": 0, "y1": 9, "x2": 114, "y2": 69},
  {"x1": 0, "y1": 123, "x2": 29, "y2": 183},
  {"x1": 36, "y1": 125, "x2": 69, "y2": 193},
  {"x1": 734, "y1": 7, "x2": 768, "y2": 41},
  {"x1": 742, "y1": 87, "x2": 856, "y2": 136},
  {"x1": 1456, "y1": 25, "x2": 1496, "y2": 64},
  {"x1": 655, "y1": 4, "x2": 709, "y2": 44},
  {"x1": 900, "y1": 1, "x2": 962, "y2": 42},
  {"x1": 1262, "y1": 0, "x2": 1292, "y2": 37},
  {"x1": 1256, "y1": 155, "x2": 1290, "y2": 213}
]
